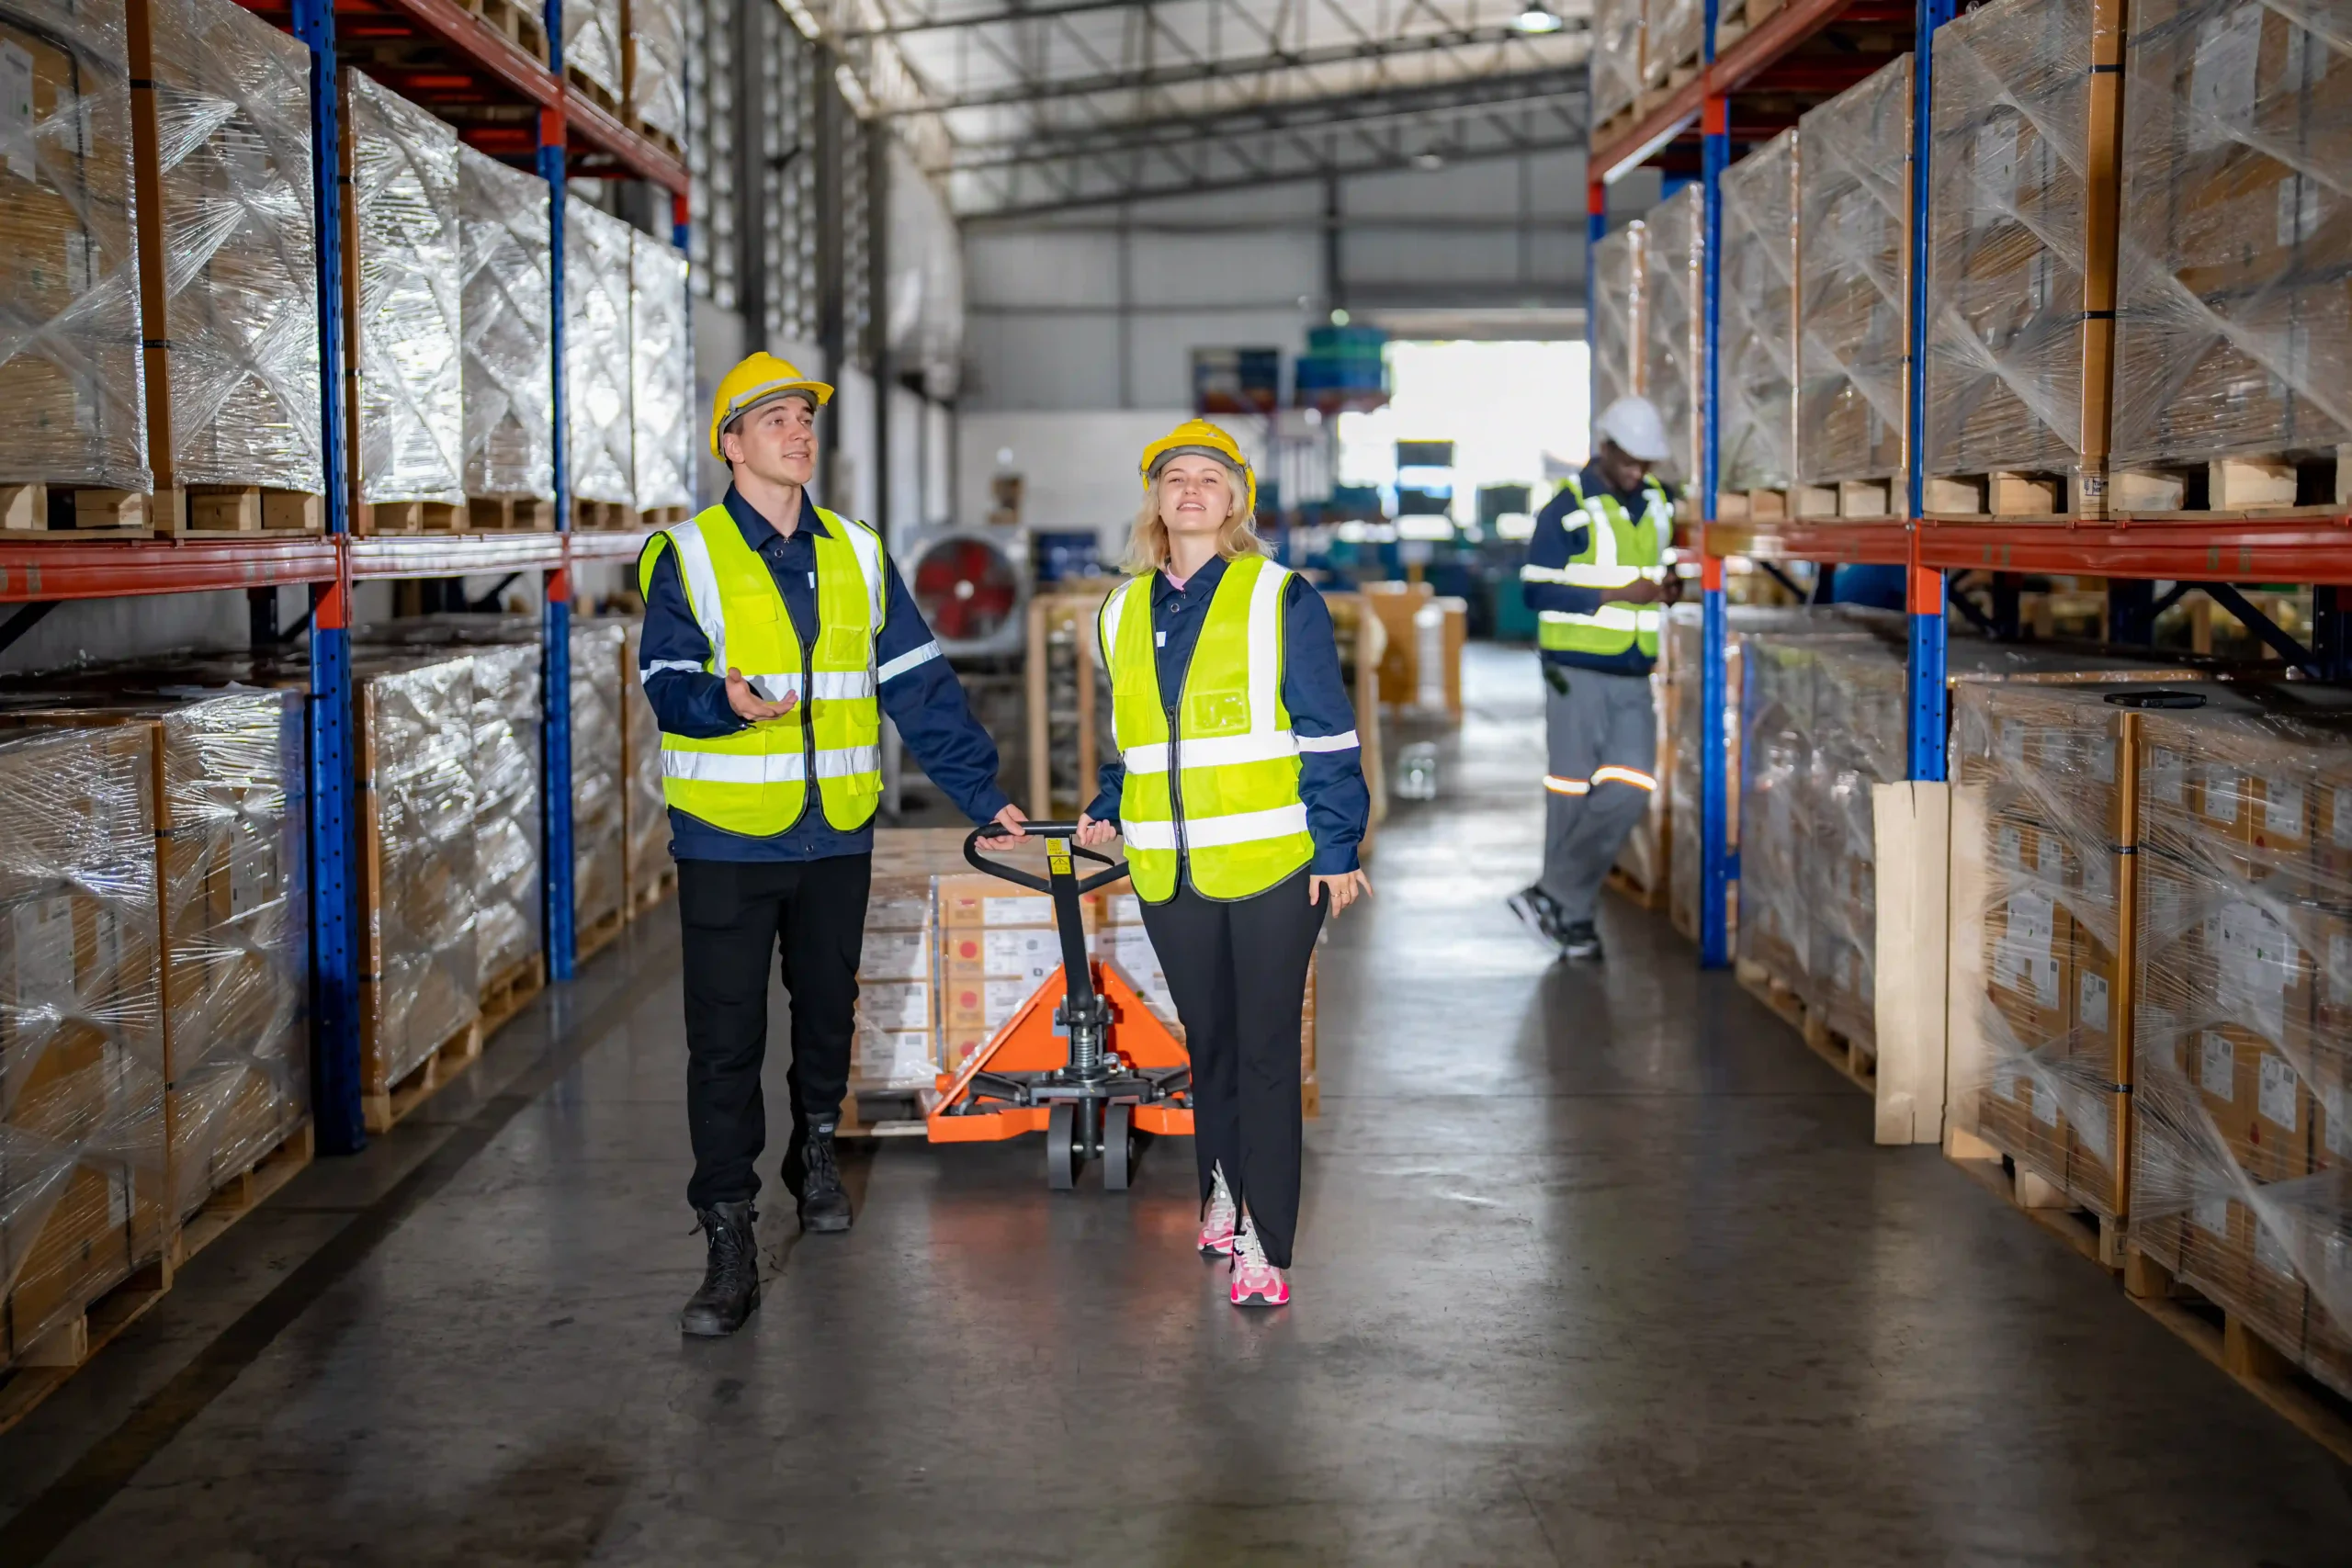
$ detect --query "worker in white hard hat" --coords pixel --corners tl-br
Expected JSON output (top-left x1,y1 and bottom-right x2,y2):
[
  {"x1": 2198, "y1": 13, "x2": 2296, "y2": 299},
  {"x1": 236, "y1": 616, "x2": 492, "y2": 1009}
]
[
  {"x1": 1507, "y1": 394, "x2": 1681, "y2": 962},
  {"x1": 637, "y1": 352, "x2": 1030, "y2": 1338}
]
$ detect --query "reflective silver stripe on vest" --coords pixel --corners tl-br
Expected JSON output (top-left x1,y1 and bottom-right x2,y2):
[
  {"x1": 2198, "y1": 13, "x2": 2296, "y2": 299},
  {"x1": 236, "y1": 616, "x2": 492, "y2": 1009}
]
[
  {"x1": 1246, "y1": 560, "x2": 1288, "y2": 733},
  {"x1": 808, "y1": 670, "x2": 877, "y2": 701},
  {"x1": 667, "y1": 519, "x2": 729, "y2": 670},
  {"x1": 876, "y1": 639, "x2": 942, "y2": 683},
  {"x1": 1297, "y1": 729, "x2": 1359, "y2": 753},
  {"x1": 746, "y1": 671, "x2": 803, "y2": 704},
  {"x1": 662, "y1": 749, "x2": 808, "y2": 784},
  {"x1": 1099, "y1": 578, "x2": 1139, "y2": 752},
  {"x1": 1120, "y1": 801, "x2": 1308, "y2": 852},
  {"x1": 830, "y1": 511, "x2": 888, "y2": 626},
  {"x1": 1121, "y1": 730, "x2": 1301, "y2": 775},
  {"x1": 644, "y1": 659, "x2": 704, "y2": 676},
  {"x1": 815, "y1": 744, "x2": 882, "y2": 779}
]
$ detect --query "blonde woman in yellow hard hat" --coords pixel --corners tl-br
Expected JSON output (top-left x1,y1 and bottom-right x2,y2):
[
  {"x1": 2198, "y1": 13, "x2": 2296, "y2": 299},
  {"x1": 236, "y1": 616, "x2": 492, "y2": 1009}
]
[
  {"x1": 1074, "y1": 418, "x2": 1371, "y2": 1309},
  {"x1": 639, "y1": 353, "x2": 1029, "y2": 1337}
]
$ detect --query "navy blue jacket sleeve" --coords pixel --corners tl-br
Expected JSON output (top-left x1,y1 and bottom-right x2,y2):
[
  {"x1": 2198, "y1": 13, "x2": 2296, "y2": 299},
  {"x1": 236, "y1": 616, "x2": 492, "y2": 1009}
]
[
  {"x1": 1284, "y1": 577, "x2": 1369, "y2": 874},
  {"x1": 875, "y1": 552, "x2": 1013, "y2": 827},
  {"x1": 1520, "y1": 488, "x2": 1605, "y2": 616},
  {"x1": 638, "y1": 536, "x2": 746, "y2": 739}
]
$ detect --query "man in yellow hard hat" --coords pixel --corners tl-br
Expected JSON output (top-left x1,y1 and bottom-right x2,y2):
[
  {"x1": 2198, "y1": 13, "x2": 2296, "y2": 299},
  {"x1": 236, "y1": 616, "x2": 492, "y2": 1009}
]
[{"x1": 639, "y1": 352, "x2": 1029, "y2": 1337}]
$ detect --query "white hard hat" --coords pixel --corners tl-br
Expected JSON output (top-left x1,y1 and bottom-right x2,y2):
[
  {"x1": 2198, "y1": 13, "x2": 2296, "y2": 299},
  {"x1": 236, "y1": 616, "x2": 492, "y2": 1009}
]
[{"x1": 1593, "y1": 396, "x2": 1671, "y2": 464}]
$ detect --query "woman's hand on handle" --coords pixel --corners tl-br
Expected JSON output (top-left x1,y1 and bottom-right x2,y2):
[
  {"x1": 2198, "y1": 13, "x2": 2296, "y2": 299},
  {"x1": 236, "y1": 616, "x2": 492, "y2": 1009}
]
[
  {"x1": 975, "y1": 803, "x2": 1030, "y2": 852},
  {"x1": 1309, "y1": 869, "x2": 1372, "y2": 917},
  {"x1": 1074, "y1": 814, "x2": 1119, "y2": 849}
]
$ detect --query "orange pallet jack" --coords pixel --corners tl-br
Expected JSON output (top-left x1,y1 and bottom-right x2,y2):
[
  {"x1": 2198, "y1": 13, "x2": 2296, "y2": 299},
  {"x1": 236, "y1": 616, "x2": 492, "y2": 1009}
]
[{"x1": 927, "y1": 824, "x2": 1193, "y2": 1190}]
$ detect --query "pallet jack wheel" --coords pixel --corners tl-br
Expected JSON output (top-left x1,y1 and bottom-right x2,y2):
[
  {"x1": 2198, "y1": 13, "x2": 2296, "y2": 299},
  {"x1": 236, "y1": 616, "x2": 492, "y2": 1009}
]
[
  {"x1": 1102, "y1": 1102, "x2": 1136, "y2": 1191},
  {"x1": 1046, "y1": 1101, "x2": 1080, "y2": 1190}
]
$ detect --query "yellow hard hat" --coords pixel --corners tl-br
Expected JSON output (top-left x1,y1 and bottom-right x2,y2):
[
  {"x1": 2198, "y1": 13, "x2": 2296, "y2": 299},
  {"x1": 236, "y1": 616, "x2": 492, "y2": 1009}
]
[
  {"x1": 709, "y1": 352, "x2": 833, "y2": 460},
  {"x1": 1139, "y1": 418, "x2": 1257, "y2": 520}
]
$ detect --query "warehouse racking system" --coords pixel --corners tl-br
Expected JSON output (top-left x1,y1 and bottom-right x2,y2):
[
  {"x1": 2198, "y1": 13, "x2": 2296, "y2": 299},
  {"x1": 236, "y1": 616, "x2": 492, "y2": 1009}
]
[
  {"x1": 0, "y1": 0, "x2": 689, "y2": 1158},
  {"x1": 1586, "y1": 0, "x2": 2352, "y2": 973}
]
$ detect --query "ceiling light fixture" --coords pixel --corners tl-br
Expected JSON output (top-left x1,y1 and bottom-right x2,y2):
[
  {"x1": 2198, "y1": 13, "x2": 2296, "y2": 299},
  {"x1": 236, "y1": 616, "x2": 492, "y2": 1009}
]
[{"x1": 1514, "y1": 6, "x2": 1566, "y2": 33}]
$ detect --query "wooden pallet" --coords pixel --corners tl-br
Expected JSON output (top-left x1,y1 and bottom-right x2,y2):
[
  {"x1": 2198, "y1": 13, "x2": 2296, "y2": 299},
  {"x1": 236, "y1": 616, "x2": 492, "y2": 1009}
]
[
  {"x1": 0, "y1": 481, "x2": 164, "y2": 538},
  {"x1": 357, "y1": 499, "x2": 464, "y2": 536},
  {"x1": 1790, "y1": 478, "x2": 1897, "y2": 520},
  {"x1": 1944, "y1": 1124, "x2": 2122, "y2": 1269},
  {"x1": 576, "y1": 903, "x2": 627, "y2": 964},
  {"x1": 1638, "y1": 58, "x2": 1700, "y2": 116},
  {"x1": 1592, "y1": 106, "x2": 1637, "y2": 147},
  {"x1": 1736, "y1": 956, "x2": 1875, "y2": 1093},
  {"x1": 1605, "y1": 863, "x2": 1666, "y2": 912},
  {"x1": 467, "y1": 494, "x2": 556, "y2": 532},
  {"x1": 1713, "y1": 487, "x2": 1792, "y2": 522},
  {"x1": 2125, "y1": 1250, "x2": 2352, "y2": 1468},
  {"x1": 630, "y1": 117, "x2": 684, "y2": 164},
  {"x1": 566, "y1": 64, "x2": 623, "y2": 118},
  {"x1": 363, "y1": 1018, "x2": 485, "y2": 1134},
  {"x1": 628, "y1": 864, "x2": 677, "y2": 920},
  {"x1": 1923, "y1": 469, "x2": 2087, "y2": 522},
  {"x1": 1713, "y1": 0, "x2": 1784, "y2": 51},
  {"x1": 169, "y1": 1122, "x2": 315, "y2": 1271},
  {"x1": 636, "y1": 502, "x2": 691, "y2": 528},
  {"x1": 480, "y1": 952, "x2": 547, "y2": 1038},
  {"x1": 572, "y1": 497, "x2": 638, "y2": 532},
  {"x1": 470, "y1": 0, "x2": 547, "y2": 61},
  {"x1": 0, "y1": 1258, "x2": 172, "y2": 1437},
  {"x1": 172, "y1": 485, "x2": 323, "y2": 536},
  {"x1": 2109, "y1": 449, "x2": 2349, "y2": 519}
]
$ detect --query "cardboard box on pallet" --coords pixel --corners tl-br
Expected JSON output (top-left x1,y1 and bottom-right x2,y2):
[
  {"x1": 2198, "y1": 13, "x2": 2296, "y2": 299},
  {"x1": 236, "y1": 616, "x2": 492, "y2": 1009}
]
[
  {"x1": 628, "y1": 231, "x2": 691, "y2": 517},
  {"x1": 1795, "y1": 55, "x2": 1912, "y2": 502},
  {"x1": 132, "y1": 0, "x2": 323, "y2": 531},
  {"x1": 848, "y1": 833, "x2": 956, "y2": 1094},
  {"x1": 1718, "y1": 130, "x2": 1800, "y2": 500},
  {"x1": 566, "y1": 202, "x2": 635, "y2": 513},
  {"x1": 2109, "y1": 0, "x2": 2350, "y2": 497},
  {"x1": 341, "y1": 72, "x2": 464, "y2": 524},
  {"x1": 1590, "y1": 223, "x2": 1646, "y2": 421},
  {"x1": 0, "y1": 728, "x2": 166, "y2": 1370},
  {"x1": 1921, "y1": 0, "x2": 2123, "y2": 517},
  {"x1": 1644, "y1": 184, "x2": 1705, "y2": 500},
  {"x1": 571, "y1": 620, "x2": 628, "y2": 947},
  {"x1": 0, "y1": 0, "x2": 151, "y2": 523},
  {"x1": 2131, "y1": 687, "x2": 2352, "y2": 1400},
  {"x1": 456, "y1": 142, "x2": 554, "y2": 518}
]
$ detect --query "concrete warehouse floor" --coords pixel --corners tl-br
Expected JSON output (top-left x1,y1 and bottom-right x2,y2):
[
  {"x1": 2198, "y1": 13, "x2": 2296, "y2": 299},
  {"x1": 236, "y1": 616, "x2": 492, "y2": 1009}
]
[{"x1": 3, "y1": 645, "x2": 2350, "y2": 1566}]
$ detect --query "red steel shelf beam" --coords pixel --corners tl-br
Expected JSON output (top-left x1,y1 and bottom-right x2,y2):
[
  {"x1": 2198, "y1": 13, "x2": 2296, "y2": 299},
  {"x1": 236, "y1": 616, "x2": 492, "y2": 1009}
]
[
  {"x1": 1704, "y1": 515, "x2": 2352, "y2": 585},
  {"x1": 1589, "y1": 0, "x2": 1867, "y2": 181},
  {"x1": 0, "y1": 538, "x2": 341, "y2": 602},
  {"x1": 563, "y1": 90, "x2": 689, "y2": 194},
  {"x1": 1703, "y1": 519, "x2": 1912, "y2": 566}
]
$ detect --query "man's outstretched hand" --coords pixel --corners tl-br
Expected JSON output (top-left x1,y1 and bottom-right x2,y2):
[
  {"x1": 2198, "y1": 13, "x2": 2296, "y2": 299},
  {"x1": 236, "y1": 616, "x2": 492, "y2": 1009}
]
[
  {"x1": 725, "y1": 667, "x2": 798, "y2": 722},
  {"x1": 975, "y1": 803, "x2": 1030, "y2": 852}
]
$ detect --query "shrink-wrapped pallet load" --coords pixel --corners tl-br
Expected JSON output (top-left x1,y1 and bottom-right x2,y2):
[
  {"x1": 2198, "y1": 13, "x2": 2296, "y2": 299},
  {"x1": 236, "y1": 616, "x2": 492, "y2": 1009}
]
[
  {"x1": 566, "y1": 202, "x2": 635, "y2": 520},
  {"x1": 0, "y1": 0, "x2": 150, "y2": 526},
  {"x1": 620, "y1": 622, "x2": 673, "y2": 918},
  {"x1": 136, "y1": 0, "x2": 322, "y2": 532},
  {"x1": 2109, "y1": 0, "x2": 2350, "y2": 512},
  {"x1": 1922, "y1": 0, "x2": 2121, "y2": 517},
  {"x1": 1795, "y1": 55, "x2": 1911, "y2": 515},
  {"x1": 629, "y1": 231, "x2": 692, "y2": 520},
  {"x1": 1643, "y1": 183, "x2": 1704, "y2": 498},
  {"x1": 571, "y1": 620, "x2": 628, "y2": 953},
  {"x1": 564, "y1": 0, "x2": 623, "y2": 107},
  {"x1": 465, "y1": 642, "x2": 542, "y2": 994},
  {"x1": 1644, "y1": 0, "x2": 1702, "y2": 93},
  {"x1": 456, "y1": 143, "x2": 554, "y2": 528},
  {"x1": 1591, "y1": 0, "x2": 1643, "y2": 130},
  {"x1": 343, "y1": 72, "x2": 464, "y2": 528},
  {"x1": 624, "y1": 0, "x2": 685, "y2": 147},
  {"x1": 1590, "y1": 224, "x2": 1645, "y2": 422},
  {"x1": 1718, "y1": 130, "x2": 1800, "y2": 502}
]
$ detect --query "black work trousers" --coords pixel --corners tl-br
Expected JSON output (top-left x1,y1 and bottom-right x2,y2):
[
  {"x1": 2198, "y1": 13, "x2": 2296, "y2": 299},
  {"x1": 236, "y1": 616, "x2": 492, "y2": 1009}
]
[
  {"x1": 677, "y1": 853, "x2": 870, "y2": 1210},
  {"x1": 1138, "y1": 866, "x2": 1325, "y2": 1269}
]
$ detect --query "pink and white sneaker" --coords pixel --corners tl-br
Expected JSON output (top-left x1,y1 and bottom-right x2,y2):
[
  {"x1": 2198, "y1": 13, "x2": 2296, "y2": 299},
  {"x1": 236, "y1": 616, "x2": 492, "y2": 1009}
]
[
  {"x1": 1198, "y1": 1166, "x2": 1238, "y2": 1257},
  {"x1": 1228, "y1": 1220, "x2": 1290, "y2": 1308}
]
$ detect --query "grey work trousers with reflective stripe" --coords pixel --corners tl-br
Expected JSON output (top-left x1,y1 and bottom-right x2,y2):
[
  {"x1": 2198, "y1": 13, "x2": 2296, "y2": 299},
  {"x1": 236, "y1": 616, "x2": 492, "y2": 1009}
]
[{"x1": 1537, "y1": 664, "x2": 1657, "y2": 926}]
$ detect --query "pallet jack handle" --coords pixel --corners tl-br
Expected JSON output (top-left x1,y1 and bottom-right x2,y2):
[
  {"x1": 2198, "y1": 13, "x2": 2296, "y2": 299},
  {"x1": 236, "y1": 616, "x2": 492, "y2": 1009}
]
[{"x1": 959, "y1": 823, "x2": 1130, "y2": 896}]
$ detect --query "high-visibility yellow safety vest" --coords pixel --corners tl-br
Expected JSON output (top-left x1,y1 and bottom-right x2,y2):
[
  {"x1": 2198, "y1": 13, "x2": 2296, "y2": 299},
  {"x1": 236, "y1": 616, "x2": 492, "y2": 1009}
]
[
  {"x1": 1100, "y1": 554, "x2": 1315, "y2": 903},
  {"x1": 1523, "y1": 475, "x2": 1672, "y2": 660},
  {"x1": 638, "y1": 502, "x2": 887, "y2": 837}
]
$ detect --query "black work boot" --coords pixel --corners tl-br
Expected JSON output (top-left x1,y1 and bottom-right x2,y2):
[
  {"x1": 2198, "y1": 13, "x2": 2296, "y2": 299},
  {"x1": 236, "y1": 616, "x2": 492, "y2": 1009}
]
[
  {"x1": 680, "y1": 1200, "x2": 760, "y2": 1337},
  {"x1": 1560, "y1": 920, "x2": 1605, "y2": 962},
  {"x1": 795, "y1": 1125, "x2": 854, "y2": 1234}
]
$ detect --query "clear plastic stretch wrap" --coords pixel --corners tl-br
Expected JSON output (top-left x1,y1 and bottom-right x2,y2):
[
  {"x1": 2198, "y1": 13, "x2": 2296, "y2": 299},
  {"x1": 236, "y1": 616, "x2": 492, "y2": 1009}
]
[
  {"x1": 1951, "y1": 683, "x2": 2147, "y2": 1223},
  {"x1": 2130, "y1": 691, "x2": 2352, "y2": 1400},
  {"x1": 1645, "y1": 0, "x2": 1702, "y2": 88},
  {"x1": 1797, "y1": 54, "x2": 1912, "y2": 486},
  {"x1": 357, "y1": 655, "x2": 479, "y2": 1094},
  {"x1": 147, "y1": 0, "x2": 322, "y2": 493},
  {"x1": 620, "y1": 621, "x2": 672, "y2": 910},
  {"x1": 565, "y1": 202, "x2": 634, "y2": 508},
  {"x1": 345, "y1": 72, "x2": 464, "y2": 508},
  {"x1": 1644, "y1": 184, "x2": 1705, "y2": 495},
  {"x1": 626, "y1": 0, "x2": 684, "y2": 141},
  {"x1": 2109, "y1": 0, "x2": 2350, "y2": 471},
  {"x1": 1720, "y1": 130, "x2": 1801, "y2": 494},
  {"x1": 1923, "y1": 0, "x2": 2105, "y2": 486},
  {"x1": 1591, "y1": 224, "x2": 1645, "y2": 422},
  {"x1": 564, "y1": 0, "x2": 622, "y2": 100},
  {"x1": 457, "y1": 143, "x2": 553, "y2": 502},
  {"x1": 571, "y1": 620, "x2": 627, "y2": 939},
  {"x1": 629, "y1": 232, "x2": 692, "y2": 513},
  {"x1": 0, "y1": 728, "x2": 163, "y2": 1366},
  {"x1": 1592, "y1": 0, "x2": 1643, "y2": 126},
  {"x1": 465, "y1": 642, "x2": 542, "y2": 985},
  {"x1": 0, "y1": 0, "x2": 148, "y2": 492}
]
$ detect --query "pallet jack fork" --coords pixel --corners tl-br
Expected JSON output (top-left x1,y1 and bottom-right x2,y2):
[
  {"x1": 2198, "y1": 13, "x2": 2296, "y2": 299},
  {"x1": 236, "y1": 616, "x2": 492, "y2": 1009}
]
[{"x1": 926, "y1": 824, "x2": 1193, "y2": 1190}]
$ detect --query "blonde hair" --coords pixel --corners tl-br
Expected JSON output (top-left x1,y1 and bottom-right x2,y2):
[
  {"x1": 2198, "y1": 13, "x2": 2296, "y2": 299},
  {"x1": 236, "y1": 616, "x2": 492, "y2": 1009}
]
[{"x1": 1122, "y1": 464, "x2": 1265, "y2": 574}]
